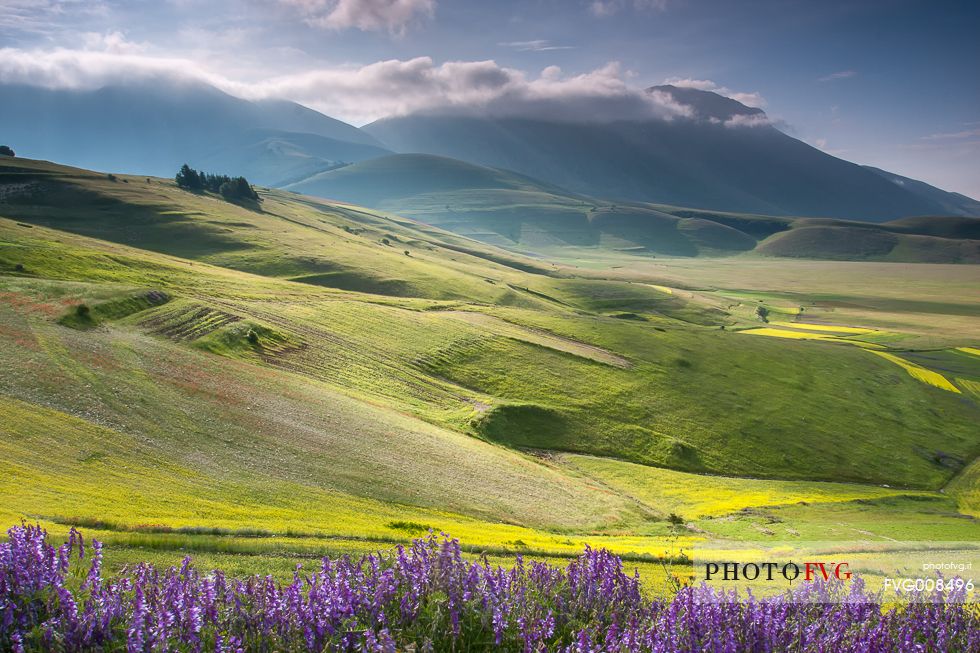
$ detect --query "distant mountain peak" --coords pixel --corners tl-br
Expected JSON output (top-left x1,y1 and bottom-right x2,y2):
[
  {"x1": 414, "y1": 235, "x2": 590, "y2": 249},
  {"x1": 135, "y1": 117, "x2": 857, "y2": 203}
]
[{"x1": 648, "y1": 84, "x2": 766, "y2": 123}]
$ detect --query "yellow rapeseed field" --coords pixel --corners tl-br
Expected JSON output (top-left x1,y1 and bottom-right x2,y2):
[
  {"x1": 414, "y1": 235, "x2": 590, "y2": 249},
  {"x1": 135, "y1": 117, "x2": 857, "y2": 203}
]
[
  {"x1": 741, "y1": 327, "x2": 844, "y2": 342},
  {"x1": 869, "y1": 351, "x2": 961, "y2": 393},
  {"x1": 769, "y1": 321, "x2": 875, "y2": 335},
  {"x1": 956, "y1": 378, "x2": 980, "y2": 399},
  {"x1": 560, "y1": 454, "x2": 926, "y2": 519}
]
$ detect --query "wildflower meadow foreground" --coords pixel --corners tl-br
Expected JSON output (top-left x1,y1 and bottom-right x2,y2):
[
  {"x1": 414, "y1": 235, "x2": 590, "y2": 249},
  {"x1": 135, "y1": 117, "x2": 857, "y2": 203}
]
[{"x1": 1, "y1": 524, "x2": 977, "y2": 652}]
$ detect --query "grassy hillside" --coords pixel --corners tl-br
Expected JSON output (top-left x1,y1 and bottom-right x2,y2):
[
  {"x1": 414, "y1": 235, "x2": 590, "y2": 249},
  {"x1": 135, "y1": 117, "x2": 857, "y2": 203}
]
[
  {"x1": 1, "y1": 156, "x2": 978, "y2": 575},
  {"x1": 279, "y1": 153, "x2": 980, "y2": 264},
  {"x1": 756, "y1": 223, "x2": 980, "y2": 263},
  {"x1": 0, "y1": 157, "x2": 558, "y2": 302},
  {"x1": 285, "y1": 153, "x2": 569, "y2": 203},
  {"x1": 286, "y1": 155, "x2": 761, "y2": 257}
]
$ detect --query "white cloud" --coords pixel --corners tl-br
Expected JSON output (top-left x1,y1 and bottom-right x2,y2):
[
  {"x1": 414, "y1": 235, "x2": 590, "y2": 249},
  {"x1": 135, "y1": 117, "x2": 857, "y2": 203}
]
[
  {"x1": 0, "y1": 47, "x2": 204, "y2": 90},
  {"x1": 662, "y1": 77, "x2": 767, "y2": 108},
  {"x1": 723, "y1": 113, "x2": 770, "y2": 128},
  {"x1": 818, "y1": 70, "x2": 856, "y2": 82},
  {"x1": 80, "y1": 30, "x2": 146, "y2": 55},
  {"x1": 240, "y1": 59, "x2": 693, "y2": 124},
  {"x1": 498, "y1": 40, "x2": 575, "y2": 52},
  {"x1": 0, "y1": 0, "x2": 109, "y2": 32},
  {"x1": 920, "y1": 128, "x2": 980, "y2": 141},
  {"x1": 0, "y1": 48, "x2": 693, "y2": 125},
  {"x1": 589, "y1": 1, "x2": 617, "y2": 16},
  {"x1": 280, "y1": 0, "x2": 435, "y2": 34},
  {"x1": 589, "y1": 0, "x2": 669, "y2": 17},
  {"x1": 807, "y1": 137, "x2": 847, "y2": 157}
]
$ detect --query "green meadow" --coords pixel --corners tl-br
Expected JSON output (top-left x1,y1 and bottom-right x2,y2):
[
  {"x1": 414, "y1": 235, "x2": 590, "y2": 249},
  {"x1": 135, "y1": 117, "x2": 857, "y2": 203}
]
[{"x1": 1, "y1": 158, "x2": 978, "y2": 583}]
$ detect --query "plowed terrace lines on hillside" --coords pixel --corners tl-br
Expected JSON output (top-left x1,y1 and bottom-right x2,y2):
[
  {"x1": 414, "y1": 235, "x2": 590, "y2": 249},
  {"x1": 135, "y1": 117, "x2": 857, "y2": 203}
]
[
  {"x1": 141, "y1": 304, "x2": 241, "y2": 341},
  {"x1": 202, "y1": 297, "x2": 482, "y2": 409}
]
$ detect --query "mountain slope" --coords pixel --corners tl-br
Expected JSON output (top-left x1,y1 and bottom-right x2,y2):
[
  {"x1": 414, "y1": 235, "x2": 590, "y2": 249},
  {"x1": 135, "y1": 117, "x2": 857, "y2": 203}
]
[
  {"x1": 282, "y1": 153, "x2": 979, "y2": 262},
  {"x1": 285, "y1": 153, "x2": 565, "y2": 205},
  {"x1": 864, "y1": 166, "x2": 980, "y2": 217},
  {"x1": 195, "y1": 129, "x2": 389, "y2": 187},
  {"x1": 365, "y1": 87, "x2": 979, "y2": 221},
  {"x1": 285, "y1": 154, "x2": 758, "y2": 255},
  {"x1": 0, "y1": 80, "x2": 388, "y2": 185}
]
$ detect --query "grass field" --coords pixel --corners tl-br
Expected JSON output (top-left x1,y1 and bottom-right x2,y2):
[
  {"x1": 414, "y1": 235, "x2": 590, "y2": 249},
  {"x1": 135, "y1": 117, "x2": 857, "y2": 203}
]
[{"x1": 1, "y1": 157, "x2": 978, "y2": 585}]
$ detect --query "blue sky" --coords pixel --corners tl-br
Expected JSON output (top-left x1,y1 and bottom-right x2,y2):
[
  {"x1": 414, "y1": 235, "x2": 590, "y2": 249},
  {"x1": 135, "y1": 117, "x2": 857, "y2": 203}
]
[{"x1": 1, "y1": 0, "x2": 978, "y2": 197}]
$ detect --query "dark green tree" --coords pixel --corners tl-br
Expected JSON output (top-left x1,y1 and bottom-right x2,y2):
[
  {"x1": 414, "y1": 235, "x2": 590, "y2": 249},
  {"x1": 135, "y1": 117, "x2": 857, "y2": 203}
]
[
  {"x1": 0, "y1": 145, "x2": 14, "y2": 157},
  {"x1": 175, "y1": 164, "x2": 203, "y2": 190},
  {"x1": 219, "y1": 177, "x2": 258, "y2": 201}
]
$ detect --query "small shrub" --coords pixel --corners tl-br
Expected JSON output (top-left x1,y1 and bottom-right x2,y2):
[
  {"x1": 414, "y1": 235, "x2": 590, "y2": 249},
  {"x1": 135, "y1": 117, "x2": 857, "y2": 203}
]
[
  {"x1": 246, "y1": 329, "x2": 260, "y2": 345},
  {"x1": 14, "y1": 263, "x2": 24, "y2": 273},
  {"x1": 381, "y1": 238, "x2": 390, "y2": 246},
  {"x1": 756, "y1": 305, "x2": 770, "y2": 322},
  {"x1": 75, "y1": 304, "x2": 91, "y2": 318},
  {"x1": 667, "y1": 513, "x2": 685, "y2": 526},
  {"x1": 0, "y1": 145, "x2": 14, "y2": 157},
  {"x1": 106, "y1": 173, "x2": 118, "y2": 182},
  {"x1": 387, "y1": 520, "x2": 431, "y2": 533},
  {"x1": 219, "y1": 177, "x2": 259, "y2": 201}
]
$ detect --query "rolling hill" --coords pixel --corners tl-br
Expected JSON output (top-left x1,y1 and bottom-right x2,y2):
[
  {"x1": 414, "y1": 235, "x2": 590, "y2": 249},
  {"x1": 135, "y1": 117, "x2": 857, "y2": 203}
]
[
  {"x1": 285, "y1": 153, "x2": 569, "y2": 205},
  {"x1": 1, "y1": 155, "x2": 979, "y2": 572},
  {"x1": 2, "y1": 156, "x2": 978, "y2": 482},
  {"x1": 364, "y1": 86, "x2": 980, "y2": 221},
  {"x1": 286, "y1": 153, "x2": 759, "y2": 256},
  {"x1": 755, "y1": 221, "x2": 980, "y2": 263},
  {"x1": 283, "y1": 153, "x2": 980, "y2": 263}
]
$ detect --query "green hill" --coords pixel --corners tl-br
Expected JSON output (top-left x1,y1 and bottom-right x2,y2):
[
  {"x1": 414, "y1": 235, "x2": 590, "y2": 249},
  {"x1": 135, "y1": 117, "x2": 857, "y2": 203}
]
[
  {"x1": 2, "y1": 156, "x2": 979, "y2": 570},
  {"x1": 285, "y1": 153, "x2": 566, "y2": 203},
  {"x1": 280, "y1": 153, "x2": 980, "y2": 264},
  {"x1": 755, "y1": 222, "x2": 980, "y2": 263},
  {"x1": 285, "y1": 154, "x2": 762, "y2": 256},
  {"x1": 884, "y1": 215, "x2": 980, "y2": 240}
]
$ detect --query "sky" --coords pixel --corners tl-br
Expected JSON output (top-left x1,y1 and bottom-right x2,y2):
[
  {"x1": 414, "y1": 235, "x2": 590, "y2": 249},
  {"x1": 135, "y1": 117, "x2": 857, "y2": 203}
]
[{"x1": 1, "y1": 0, "x2": 978, "y2": 198}]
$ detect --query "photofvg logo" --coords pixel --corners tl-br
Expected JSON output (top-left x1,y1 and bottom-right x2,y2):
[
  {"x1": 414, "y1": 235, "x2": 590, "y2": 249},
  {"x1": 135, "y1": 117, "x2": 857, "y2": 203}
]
[
  {"x1": 704, "y1": 560, "x2": 851, "y2": 583},
  {"x1": 692, "y1": 542, "x2": 980, "y2": 603}
]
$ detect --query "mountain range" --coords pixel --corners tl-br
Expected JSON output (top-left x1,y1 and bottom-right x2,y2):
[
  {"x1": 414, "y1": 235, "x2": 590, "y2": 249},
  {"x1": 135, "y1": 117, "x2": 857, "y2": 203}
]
[
  {"x1": 0, "y1": 80, "x2": 389, "y2": 187},
  {"x1": 3, "y1": 79, "x2": 979, "y2": 258},
  {"x1": 364, "y1": 85, "x2": 980, "y2": 221}
]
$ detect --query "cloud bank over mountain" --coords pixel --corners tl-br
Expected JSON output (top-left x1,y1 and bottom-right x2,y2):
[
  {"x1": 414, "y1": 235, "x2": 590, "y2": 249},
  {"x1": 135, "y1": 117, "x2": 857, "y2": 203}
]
[{"x1": 0, "y1": 46, "x2": 763, "y2": 125}]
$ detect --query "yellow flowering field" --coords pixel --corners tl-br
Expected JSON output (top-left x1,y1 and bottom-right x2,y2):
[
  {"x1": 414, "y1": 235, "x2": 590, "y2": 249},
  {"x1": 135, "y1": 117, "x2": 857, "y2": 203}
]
[
  {"x1": 768, "y1": 321, "x2": 875, "y2": 335},
  {"x1": 869, "y1": 351, "x2": 960, "y2": 393},
  {"x1": 558, "y1": 455, "x2": 925, "y2": 519}
]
